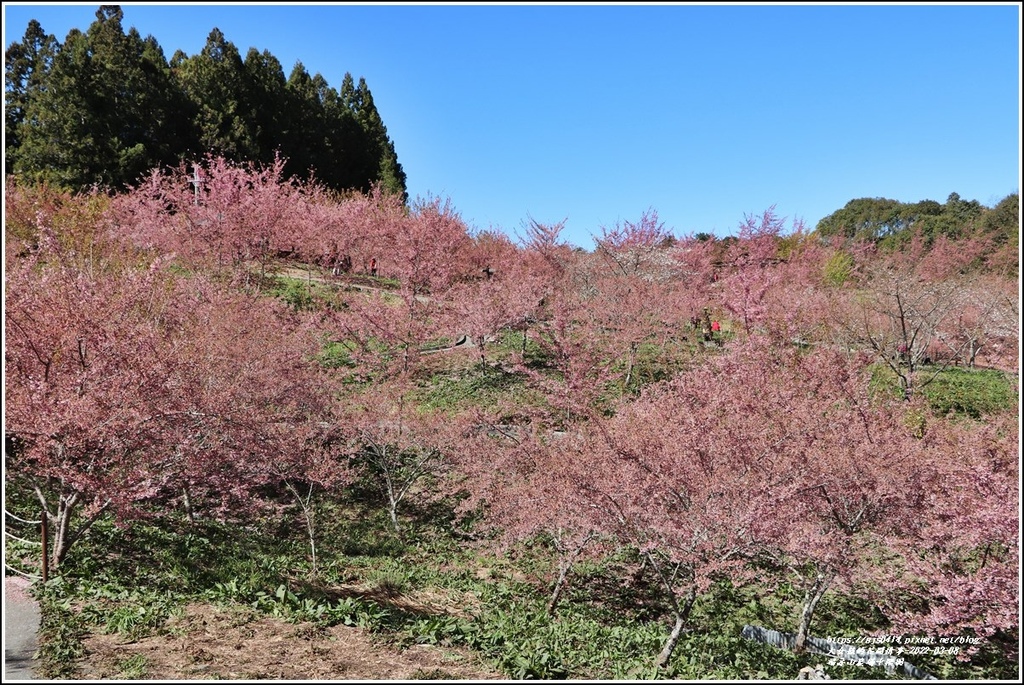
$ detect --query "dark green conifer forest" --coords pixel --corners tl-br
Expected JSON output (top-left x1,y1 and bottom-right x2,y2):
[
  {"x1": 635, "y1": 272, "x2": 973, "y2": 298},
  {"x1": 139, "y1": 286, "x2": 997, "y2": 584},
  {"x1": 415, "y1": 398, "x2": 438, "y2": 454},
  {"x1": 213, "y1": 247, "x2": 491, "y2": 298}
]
[{"x1": 4, "y1": 5, "x2": 407, "y2": 201}]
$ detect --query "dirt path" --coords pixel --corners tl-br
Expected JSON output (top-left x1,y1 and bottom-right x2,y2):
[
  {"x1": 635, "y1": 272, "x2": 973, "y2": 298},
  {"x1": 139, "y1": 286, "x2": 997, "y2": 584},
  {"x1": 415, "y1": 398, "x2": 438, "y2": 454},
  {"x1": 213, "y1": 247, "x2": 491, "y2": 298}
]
[
  {"x1": 274, "y1": 265, "x2": 475, "y2": 351},
  {"x1": 73, "y1": 602, "x2": 505, "y2": 681},
  {"x1": 274, "y1": 264, "x2": 428, "y2": 302},
  {"x1": 4, "y1": 575, "x2": 41, "y2": 681}
]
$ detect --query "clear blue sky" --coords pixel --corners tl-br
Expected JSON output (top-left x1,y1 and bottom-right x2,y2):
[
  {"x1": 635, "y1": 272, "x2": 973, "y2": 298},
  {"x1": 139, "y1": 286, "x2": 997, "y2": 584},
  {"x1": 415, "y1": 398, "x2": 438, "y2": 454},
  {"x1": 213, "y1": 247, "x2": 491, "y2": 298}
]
[{"x1": 4, "y1": 2, "x2": 1021, "y2": 248}]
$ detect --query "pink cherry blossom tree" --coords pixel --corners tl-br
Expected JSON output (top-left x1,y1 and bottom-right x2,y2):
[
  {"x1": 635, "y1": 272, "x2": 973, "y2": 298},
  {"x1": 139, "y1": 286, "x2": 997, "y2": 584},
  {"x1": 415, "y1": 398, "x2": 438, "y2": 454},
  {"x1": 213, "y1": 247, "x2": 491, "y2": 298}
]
[
  {"x1": 111, "y1": 154, "x2": 310, "y2": 286},
  {"x1": 932, "y1": 274, "x2": 1019, "y2": 369},
  {"x1": 837, "y1": 231, "x2": 994, "y2": 398},
  {"x1": 886, "y1": 408, "x2": 1019, "y2": 646},
  {"x1": 445, "y1": 264, "x2": 546, "y2": 368},
  {"x1": 592, "y1": 208, "x2": 676, "y2": 278},
  {"x1": 6, "y1": 234, "x2": 190, "y2": 566},
  {"x1": 333, "y1": 377, "x2": 464, "y2": 535},
  {"x1": 577, "y1": 338, "x2": 814, "y2": 667},
  {"x1": 453, "y1": 409, "x2": 607, "y2": 616},
  {"x1": 716, "y1": 206, "x2": 794, "y2": 336},
  {"x1": 569, "y1": 334, "x2": 981, "y2": 666},
  {"x1": 5, "y1": 228, "x2": 332, "y2": 568},
  {"x1": 387, "y1": 195, "x2": 473, "y2": 296}
]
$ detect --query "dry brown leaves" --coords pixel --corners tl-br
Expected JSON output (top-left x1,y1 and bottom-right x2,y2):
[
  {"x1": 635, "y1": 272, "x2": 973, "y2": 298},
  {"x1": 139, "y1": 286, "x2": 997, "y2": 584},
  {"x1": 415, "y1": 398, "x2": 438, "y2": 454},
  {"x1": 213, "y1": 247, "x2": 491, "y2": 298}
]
[{"x1": 74, "y1": 601, "x2": 505, "y2": 681}]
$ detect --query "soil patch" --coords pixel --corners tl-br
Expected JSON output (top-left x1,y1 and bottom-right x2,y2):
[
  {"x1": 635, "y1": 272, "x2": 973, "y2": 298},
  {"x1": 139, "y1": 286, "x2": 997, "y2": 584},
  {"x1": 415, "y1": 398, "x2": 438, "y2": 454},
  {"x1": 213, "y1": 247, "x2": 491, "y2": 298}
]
[{"x1": 74, "y1": 602, "x2": 505, "y2": 680}]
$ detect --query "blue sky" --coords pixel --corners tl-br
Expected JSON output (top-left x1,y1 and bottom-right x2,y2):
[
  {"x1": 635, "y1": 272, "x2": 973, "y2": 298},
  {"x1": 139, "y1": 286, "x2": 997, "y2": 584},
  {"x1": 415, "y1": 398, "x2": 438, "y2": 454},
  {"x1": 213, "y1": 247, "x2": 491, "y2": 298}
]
[{"x1": 4, "y1": 2, "x2": 1021, "y2": 248}]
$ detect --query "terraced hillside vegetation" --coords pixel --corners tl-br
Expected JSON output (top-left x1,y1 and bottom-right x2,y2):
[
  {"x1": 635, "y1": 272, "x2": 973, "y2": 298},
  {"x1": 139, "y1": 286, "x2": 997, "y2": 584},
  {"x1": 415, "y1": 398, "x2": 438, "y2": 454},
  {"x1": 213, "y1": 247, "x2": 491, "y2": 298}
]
[{"x1": 5, "y1": 167, "x2": 1019, "y2": 680}]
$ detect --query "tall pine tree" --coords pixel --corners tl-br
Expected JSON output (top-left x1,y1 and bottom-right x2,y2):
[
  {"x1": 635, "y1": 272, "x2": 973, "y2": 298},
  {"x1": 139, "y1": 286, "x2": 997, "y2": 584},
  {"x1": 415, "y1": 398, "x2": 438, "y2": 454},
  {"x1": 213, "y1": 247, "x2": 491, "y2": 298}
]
[
  {"x1": 242, "y1": 47, "x2": 289, "y2": 166},
  {"x1": 170, "y1": 28, "x2": 259, "y2": 162},
  {"x1": 341, "y1": 72, "x2": 407, "y2": 201},
  {"x1": 4, "y1": 19, "x2": 59, "y2": 169}
]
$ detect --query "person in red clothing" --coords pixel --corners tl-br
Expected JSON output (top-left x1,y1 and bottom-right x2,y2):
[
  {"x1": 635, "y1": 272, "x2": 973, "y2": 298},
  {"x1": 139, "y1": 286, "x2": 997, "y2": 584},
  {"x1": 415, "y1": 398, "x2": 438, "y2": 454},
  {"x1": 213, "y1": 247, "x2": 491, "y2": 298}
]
[
  {"x1": 711, "y1": 320, "x2": 721, "y2": 333},
  {"x1": 369, "y1": 257, "x2": 378, "y2": 277}
]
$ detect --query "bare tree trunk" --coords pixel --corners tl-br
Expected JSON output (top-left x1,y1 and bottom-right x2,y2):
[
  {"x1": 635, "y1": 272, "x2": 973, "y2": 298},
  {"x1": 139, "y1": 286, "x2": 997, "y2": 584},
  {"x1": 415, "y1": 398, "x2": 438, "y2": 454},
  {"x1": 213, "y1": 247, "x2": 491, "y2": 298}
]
[
  {"x1": 655, "y1": 613, "x2": 687, "y2": 670},
  {"x1": 546, "y1": 562, "x2": 572, "y2": 616},
  {"x1": 35, "y1": 488, "x2": 109, "y2": 570},
  {"x1": 795, "y1": 571, "x2": 831, "y2": 653},
  {"x1": 380, "y1": 448, "x2": 402, "y2": 535},
  {"x1": 969, "y1": 341, "x2": 982, "y2": 368},
  {"x1": 546, "y1": 532, "x2": 595, "y2": 616},
  {"x1": 388, "y1": 497, "x2": 401, "y2": 535},
  {"x1": 182, "y1": 487, "x2": 195, "y2": 524},
  {"x1": 655, "y1": 587, "x2": 697, "y2": 669},
  {"x1": 284, "y1": 480, "x2": 318, "y2": 576},
  {"x1": 624, "y1": 341, "x2": 638, "y2": 390},
  {"x1": 51, "y1": 492, "x2": 78, "y2": 569}
]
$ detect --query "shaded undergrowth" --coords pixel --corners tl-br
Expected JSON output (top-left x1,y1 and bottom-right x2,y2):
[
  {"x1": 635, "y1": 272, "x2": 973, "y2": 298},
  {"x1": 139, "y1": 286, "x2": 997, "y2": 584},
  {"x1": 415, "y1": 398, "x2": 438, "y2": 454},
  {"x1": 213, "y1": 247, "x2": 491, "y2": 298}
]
[{"x1": 21, "y1": 487, "x2": 1018, "y2": 681}]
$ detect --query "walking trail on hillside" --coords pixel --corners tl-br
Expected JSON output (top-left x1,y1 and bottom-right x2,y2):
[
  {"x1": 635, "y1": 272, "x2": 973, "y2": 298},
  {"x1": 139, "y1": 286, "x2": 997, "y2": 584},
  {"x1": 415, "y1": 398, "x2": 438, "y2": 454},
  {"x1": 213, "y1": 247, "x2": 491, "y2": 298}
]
[{"x1": 5, "y1": 576, "x2": 41, "y2": 681}]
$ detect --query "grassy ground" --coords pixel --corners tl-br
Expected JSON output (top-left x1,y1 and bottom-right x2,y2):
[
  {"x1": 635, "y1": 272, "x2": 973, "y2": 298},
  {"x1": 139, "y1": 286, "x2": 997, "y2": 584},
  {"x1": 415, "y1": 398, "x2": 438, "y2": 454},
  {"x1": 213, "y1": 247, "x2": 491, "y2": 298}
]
[{"x1": 13, "y1": 480, "x2": 1016, "y2": 681}]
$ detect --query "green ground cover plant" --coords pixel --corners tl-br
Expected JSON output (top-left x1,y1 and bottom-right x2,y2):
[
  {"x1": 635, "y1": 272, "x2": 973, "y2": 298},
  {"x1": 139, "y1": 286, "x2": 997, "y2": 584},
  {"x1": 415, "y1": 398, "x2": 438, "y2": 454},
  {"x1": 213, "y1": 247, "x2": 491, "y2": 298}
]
[
  {"x1": 17, "y1": 483, "x2": 1017, "y2": 680},
  {"x1": 870, "y1": 362, "x2": 1017, "y2": 418},
  {"x1": 920, "y1": 366, "x2": 1017, "y2": 418}
]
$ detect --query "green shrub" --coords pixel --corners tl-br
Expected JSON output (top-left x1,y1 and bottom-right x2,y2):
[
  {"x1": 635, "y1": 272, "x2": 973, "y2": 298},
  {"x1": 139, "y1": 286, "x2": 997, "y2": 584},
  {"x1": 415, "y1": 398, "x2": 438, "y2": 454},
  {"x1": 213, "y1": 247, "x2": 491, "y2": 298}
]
[
  {"x1": 418, "y1": 364, "x2": 534, "y2": 412},
  {"x1": 822, "y1": 250, "x2": 854, "y2": 287},
  {"x1": 115, "y1": 653, "x2": 149, "y2": 679},
  {"x1": 317, "y1": 339, "x2": 358, "y2": 369}
]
